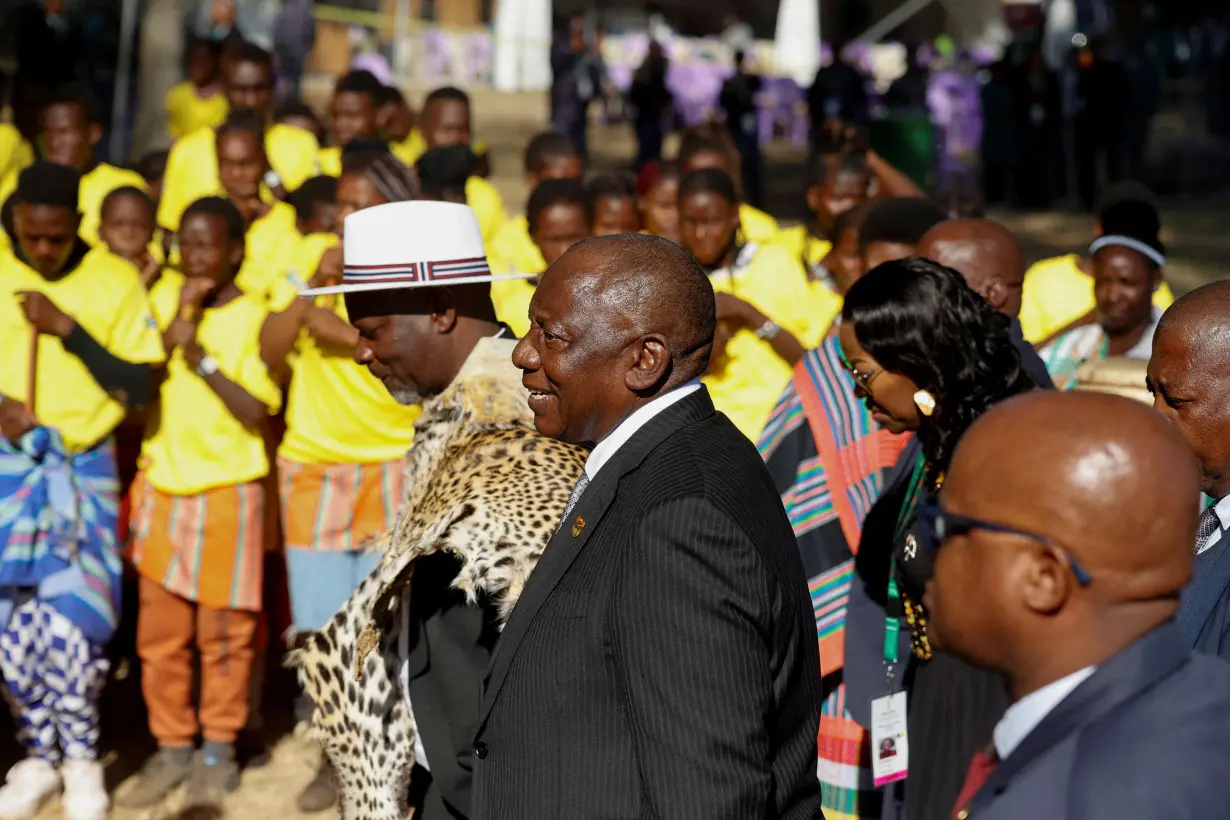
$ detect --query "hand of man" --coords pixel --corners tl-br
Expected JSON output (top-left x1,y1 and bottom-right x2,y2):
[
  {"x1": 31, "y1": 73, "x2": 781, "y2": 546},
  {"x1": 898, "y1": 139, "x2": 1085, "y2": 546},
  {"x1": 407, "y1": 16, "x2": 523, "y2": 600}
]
[
  {"x1": 714, "y1": 292, "x2": 766, "y2": 332},
  {"x1": 16, "y1": 291, "x2": 75, "y2": 338},
  {"x1": 137, "y1": 250, "x2": 162, "y2": 288},
  {"x1": 0, "y1": 395, "x2": 35, "y2": 443}
]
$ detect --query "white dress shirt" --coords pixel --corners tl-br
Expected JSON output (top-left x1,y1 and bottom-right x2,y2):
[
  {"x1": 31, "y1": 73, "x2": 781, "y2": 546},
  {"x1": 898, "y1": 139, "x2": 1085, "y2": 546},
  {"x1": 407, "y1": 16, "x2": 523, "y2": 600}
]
[
  {"x1": 1196, "y1": 494, "x2": 1230, "y2": 555},
  {"x1": 993, "y1": 666, "x2": 1096, "y2": 760},
  {"x1": 583, "y1": 380, "x2": 703, "y2": 481}
]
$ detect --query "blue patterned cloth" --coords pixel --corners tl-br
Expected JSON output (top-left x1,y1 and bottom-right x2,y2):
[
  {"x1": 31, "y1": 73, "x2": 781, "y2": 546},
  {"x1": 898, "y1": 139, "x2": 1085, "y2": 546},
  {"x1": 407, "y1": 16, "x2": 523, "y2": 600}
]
[
  {"x1": 0, "y1": 595, "x2": 108, "y2": 761},
  {"x1": 0, "y1": 428, "x2": 122, "y2": 645}
]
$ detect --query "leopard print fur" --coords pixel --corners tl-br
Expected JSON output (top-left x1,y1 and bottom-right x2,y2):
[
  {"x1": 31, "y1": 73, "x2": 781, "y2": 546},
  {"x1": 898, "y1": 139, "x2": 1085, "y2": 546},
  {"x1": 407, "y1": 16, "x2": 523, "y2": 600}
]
[{"x1": 286, "y1": 338, "x2": 586, "y2": 819}]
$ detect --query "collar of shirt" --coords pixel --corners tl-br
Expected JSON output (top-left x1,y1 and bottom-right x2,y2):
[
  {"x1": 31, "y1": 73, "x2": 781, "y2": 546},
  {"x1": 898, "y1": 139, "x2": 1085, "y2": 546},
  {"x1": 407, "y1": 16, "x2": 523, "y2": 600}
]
[
  {"x1": 583, "y1": 380, "x2": 702, "y2": 481},
  {"x1": 993, "y1": 666, "x2": 1096, "y2": 760},
  {"x1": 1197, "y1": 494, "x2": 1230, "y2": 555}
]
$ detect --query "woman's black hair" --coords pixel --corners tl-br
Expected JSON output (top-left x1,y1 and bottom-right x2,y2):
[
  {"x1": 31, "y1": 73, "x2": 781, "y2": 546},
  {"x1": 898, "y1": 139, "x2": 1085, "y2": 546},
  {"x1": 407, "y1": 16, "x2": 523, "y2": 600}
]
[{"x1": 842, "y1": 257, "x2": 1035, "y2": 481}]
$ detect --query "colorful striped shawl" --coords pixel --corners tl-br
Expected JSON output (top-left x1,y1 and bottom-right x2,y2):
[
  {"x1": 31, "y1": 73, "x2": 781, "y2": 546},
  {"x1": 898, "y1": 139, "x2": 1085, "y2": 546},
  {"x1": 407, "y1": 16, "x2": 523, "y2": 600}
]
[
  {"x1": 760, "y1": 334, "x2": 910, "y2": 675},
  {"x1": 0, "y1": 427, "x2": 122, "y2": 644}
]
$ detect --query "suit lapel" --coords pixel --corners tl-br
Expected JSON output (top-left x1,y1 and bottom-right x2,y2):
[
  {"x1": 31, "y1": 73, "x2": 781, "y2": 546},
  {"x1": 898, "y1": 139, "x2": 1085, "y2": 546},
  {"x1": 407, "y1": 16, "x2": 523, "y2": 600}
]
[
  {"x1": 969, "y1": 623, "x2": 1189, "y2": 815},
  {"x1": 476, "y1": 389, "x2": 716, "y2": 730},
  {"x1": 1177, "y1": 539, "x2": 1230, "y2": 647}
]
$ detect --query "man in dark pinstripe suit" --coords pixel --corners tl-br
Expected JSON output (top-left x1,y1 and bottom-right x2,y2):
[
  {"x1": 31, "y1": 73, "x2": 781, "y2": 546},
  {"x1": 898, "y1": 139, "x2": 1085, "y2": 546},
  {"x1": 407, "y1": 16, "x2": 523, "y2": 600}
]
[{"x1": 471, "y1": 234, "x2": 824, "y2": 819}]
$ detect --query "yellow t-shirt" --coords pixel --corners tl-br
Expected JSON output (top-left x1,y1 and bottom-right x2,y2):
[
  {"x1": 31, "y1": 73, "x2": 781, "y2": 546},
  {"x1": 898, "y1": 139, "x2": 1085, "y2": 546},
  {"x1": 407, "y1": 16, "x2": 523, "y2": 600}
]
[
  {"x1": 466, "y1": 176, "x2": 508, "y2": 244},
  {"x1": 1019, "y1": 253, "x2": 1175, "y2": 343},
  {"x1": 158, "y1": 122, "x2": 320, "y2": 232},
  {"x1": 487, "y1": 216, "x2": 544, "y2": 336},
  {"x1": 142, "y1": 271, "x2": 282, "y2": 495},
  {"x1": 235, "y1": 201, "x2": 301, "y2": 298},
  {"x1": 0, "y1": 163, "x2": 148, "y2": 250},
  {"x1": 703, "y1": 243, "x2": 815, "y2": 441},
  {"x1": 164, "y1": 82, "x2": 229, "y2": 141},
  {"x1": 800, "y1": 279, "x2": 844, "y2": 349},
  {"x1": 317, "y1": 145, "x2": 342, "y2": 177},
  {"x1": 0, "y1": 246, "x2": 165, "y2": 452},
  {"x1": 390, "y1": 129, "x2": 427, "y2": 168},
  {"x1": 740, "y1": 203, "x2": 780, "y2": 246},
  {"x1": 774, "y1": 224, "x2": 831, "y2": 271},
  {"x1": 0, "y1": 125, "x2": 33, "y2": 191},
  {"x1": 280, "y1": 291, "x2": 419, "y2": 466},
  {"x1": 490, "y1": 277, "x2": 537, "y2": 339}
]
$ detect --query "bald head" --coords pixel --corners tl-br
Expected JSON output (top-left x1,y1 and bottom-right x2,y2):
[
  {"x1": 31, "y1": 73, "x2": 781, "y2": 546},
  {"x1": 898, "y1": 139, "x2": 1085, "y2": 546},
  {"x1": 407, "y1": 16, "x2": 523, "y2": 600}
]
[
  {"x1": 916, "y1": 219, "x2": 1024, "y2": 316},
  {"x1": 1149, "y1": 281, "x2": 1230, "y2": 498},
  {"x1": 566, "y1": 234, "x2": 716, "y2": 380},
  {"x1": 512, "y1": 233, "x2": 716, "y2": 446},
  {"x1": 927, "y1": 391, "x2": 1197, "y2": 696}
]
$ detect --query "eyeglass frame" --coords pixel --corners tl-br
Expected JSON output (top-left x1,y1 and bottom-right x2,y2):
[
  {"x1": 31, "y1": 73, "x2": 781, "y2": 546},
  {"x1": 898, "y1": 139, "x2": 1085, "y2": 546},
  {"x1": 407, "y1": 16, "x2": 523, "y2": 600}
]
[
  {"x1": 838, "y1": 350, "x2": 882, "y2": 393},
  {"x1": 917, "y1": 500, "x2": 1093, "y2": 587}
]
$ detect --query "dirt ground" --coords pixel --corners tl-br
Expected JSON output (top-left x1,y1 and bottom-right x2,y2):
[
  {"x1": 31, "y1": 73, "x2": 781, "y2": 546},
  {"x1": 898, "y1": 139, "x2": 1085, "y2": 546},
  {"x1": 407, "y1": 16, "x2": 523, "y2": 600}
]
[{"x1": 10, "y1": 86, "x2": 1230, "y2": 820}]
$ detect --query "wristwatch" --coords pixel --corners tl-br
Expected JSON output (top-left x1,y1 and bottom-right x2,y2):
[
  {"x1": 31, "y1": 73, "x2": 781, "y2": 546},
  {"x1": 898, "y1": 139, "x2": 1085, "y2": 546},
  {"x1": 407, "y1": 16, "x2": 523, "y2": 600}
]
[
  {"x1": 195, "y1": 355, "x2": 219, "y2": 378},
  {"x1": 754, "y1": 320, "x2": 781, "y2": 341},
  {"x1": 263, "y1": 169, "x2": 283, "y2": 189}
]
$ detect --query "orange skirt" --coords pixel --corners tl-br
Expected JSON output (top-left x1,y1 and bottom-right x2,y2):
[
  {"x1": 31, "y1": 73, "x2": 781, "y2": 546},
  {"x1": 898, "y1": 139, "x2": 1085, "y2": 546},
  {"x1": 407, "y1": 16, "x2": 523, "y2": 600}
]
[
  {"x1": 129, "y1": 475, "x2": 265, "y2": 613},
  {"x1": 277, "y1": 455, "x2": 407, "y2": 552}
]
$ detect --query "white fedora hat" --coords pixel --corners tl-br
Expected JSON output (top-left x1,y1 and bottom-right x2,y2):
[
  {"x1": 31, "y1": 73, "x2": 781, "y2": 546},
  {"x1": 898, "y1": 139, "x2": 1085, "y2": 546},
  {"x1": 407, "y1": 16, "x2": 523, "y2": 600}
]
[{"x1": 301, "y1": 200, "x2": 534, "y2": 296}]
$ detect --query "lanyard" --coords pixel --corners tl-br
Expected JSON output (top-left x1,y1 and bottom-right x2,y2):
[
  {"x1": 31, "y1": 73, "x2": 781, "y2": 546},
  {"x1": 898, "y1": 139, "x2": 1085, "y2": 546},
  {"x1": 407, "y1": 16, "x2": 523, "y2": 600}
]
[{"x1": 884, "y1": 454, "x2": 928, "y2": 680}]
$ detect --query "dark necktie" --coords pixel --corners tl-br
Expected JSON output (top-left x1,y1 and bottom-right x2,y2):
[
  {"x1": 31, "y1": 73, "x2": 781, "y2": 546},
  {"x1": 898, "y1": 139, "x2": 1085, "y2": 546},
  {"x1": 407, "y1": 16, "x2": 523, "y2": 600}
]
[
  {"x1": 1196, "y1": 506, "x2": 1221, "y2": 554},
  {"x1": 951, "y1": 747, "x2": 998, "y2": 820}
]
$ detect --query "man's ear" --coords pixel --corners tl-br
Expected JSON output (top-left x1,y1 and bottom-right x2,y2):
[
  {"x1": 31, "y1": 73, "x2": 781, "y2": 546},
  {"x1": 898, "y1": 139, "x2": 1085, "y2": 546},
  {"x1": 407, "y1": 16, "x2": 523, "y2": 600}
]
[
  {"x1": 624, "y1": 335, "x2": 670, "y2": 393},
  {"x1": 431, "y1": 288, "x2": 459, "y2": 333},
  {"x1": 88, "y1": 123, "x2": 103, "y2": 149},
  {"x1": 983, "y1": 278, "x2": 1007, "y2": 312}
]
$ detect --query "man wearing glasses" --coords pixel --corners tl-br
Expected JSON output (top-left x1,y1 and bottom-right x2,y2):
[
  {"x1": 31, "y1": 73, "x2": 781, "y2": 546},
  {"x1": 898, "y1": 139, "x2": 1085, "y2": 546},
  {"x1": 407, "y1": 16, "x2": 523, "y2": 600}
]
[{"x1": 925, "y1": 390, "x2": 1230, "y2": 820}]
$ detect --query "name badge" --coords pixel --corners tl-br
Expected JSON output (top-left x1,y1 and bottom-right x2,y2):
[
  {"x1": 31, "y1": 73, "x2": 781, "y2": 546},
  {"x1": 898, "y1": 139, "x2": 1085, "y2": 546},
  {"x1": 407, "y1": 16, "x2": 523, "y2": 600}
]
[{"x1": 870, "y1": 692, "x2": 909, "y2": 787}]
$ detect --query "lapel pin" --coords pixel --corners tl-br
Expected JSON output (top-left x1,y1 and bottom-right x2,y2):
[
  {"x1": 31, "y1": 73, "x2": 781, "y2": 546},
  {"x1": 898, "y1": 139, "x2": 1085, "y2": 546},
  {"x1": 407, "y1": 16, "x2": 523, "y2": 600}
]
[{"x1": 571, "y1": 516, "x2": 586, "y2": 537}]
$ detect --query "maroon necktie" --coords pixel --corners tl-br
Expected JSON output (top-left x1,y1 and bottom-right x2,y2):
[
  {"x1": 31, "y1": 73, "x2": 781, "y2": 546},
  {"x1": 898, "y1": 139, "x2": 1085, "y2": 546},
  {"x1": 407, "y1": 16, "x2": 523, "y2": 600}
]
[{"x1": 951, "y1": 747, "x2": 998, "y2": 819}]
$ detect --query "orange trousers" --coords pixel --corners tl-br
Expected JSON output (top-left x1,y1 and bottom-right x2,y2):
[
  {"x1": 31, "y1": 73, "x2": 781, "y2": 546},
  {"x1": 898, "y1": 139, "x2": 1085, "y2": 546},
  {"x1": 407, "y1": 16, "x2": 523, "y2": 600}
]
[{"x1": 136, "y1": 577, "x2": 259, "y2": 746}]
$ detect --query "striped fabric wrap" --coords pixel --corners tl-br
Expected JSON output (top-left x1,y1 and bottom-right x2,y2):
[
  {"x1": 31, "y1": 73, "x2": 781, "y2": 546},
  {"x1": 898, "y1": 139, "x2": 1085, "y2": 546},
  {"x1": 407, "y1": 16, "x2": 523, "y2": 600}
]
[
  {"x1": 0, "y1": 428, "x2": 122, "y2": 645},
  {"x1": 1038, "y1": 325, "x2": 1108, "y2": 391},
  {"x1": 277, "y1": 456, "x2": 407, "y2": 552},
  {"x1": 760, "y1": 335, "x2": 911, "y2": 675},
  {"x1": 760, "y1": 335, "x2": 910, "y2": 820}
]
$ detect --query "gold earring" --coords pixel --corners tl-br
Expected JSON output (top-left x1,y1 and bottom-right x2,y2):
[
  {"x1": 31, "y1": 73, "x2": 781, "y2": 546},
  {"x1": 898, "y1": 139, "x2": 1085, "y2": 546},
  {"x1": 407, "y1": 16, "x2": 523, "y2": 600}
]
[{"x1": 913, "y1": 390, "x2": 936, "y2": 417}]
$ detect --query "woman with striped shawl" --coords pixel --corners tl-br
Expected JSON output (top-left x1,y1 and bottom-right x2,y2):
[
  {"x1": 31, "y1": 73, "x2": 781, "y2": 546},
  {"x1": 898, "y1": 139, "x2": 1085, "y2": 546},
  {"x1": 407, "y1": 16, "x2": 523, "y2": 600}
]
[{"x1": 759, "y1": 334, "x2": 910, "y2": 820}]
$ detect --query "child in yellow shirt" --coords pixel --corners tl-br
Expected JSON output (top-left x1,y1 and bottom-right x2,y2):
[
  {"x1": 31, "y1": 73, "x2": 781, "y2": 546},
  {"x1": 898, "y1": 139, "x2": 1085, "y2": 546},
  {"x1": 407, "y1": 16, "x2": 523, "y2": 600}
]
[
  {"x1": 491, "y1": 178, "x2": 592, "y2": 336},
  {"x1": 376, "y1": 85, "x2": 426, "y2": 168},
  {"x1": 98, "y1": 186, "x2": 162, "y2": 287},
  {"x1": 317, "y1": 70, "x2": 385, "y2": 177},
  {"x1": 165, "y1": 39, "x2": 228, "y2": 141},
  {"x1": 0, "y1": 84, "x2": 147, "y2": 249},
  {"x1": 418, "y1": 86, "x2": 507, "y2": 243},
  {"x1": 159, "y1": 42, "x2": 319, "y2": 234},
  {"x1": 488, "y1": 131, "x2": 583, "y2": 279},
  {"x1": 678, "y1": 130, "x2": 779, "y2": 245},
  {"x1": 125, "y1": 197, "x2": 283, "y2": 812},
  {"x1": 213, "y1": 112, "x2": 300, "y2": 298},
  {"x1": 0, "y1": 163, "x2": 164, "y2": 820},
  {"x1": 678, "y1": 168, "x2": 817, "y2": 440}
]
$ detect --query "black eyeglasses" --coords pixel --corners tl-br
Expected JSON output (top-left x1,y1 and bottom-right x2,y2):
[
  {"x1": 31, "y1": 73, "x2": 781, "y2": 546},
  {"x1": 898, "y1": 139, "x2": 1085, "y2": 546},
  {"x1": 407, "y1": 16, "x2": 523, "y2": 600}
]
[{"x1": 917, "y1": 500, "x2": 1093, "y2": 586}]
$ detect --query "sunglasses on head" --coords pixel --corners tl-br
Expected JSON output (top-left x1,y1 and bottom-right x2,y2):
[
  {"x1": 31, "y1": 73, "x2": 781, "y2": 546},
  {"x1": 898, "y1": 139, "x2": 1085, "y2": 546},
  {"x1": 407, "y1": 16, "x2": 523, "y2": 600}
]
[{"x1": 917, "y1": 500, "x2": 1093, "y2": 587}]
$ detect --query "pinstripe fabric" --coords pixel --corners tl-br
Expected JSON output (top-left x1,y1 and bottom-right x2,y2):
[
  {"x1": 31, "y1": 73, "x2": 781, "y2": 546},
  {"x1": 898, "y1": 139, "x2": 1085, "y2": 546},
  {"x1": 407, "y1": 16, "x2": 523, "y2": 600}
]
[{"x1": 473, "y1": 389, "x2": 823, "y2": 819}]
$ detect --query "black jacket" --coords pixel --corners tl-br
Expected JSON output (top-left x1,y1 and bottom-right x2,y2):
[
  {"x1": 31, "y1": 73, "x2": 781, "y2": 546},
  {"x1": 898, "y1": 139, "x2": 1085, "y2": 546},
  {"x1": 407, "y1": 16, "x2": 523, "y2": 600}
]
[{"x1": 472, "y1": 388, "x2": 824, "y2": 819}]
